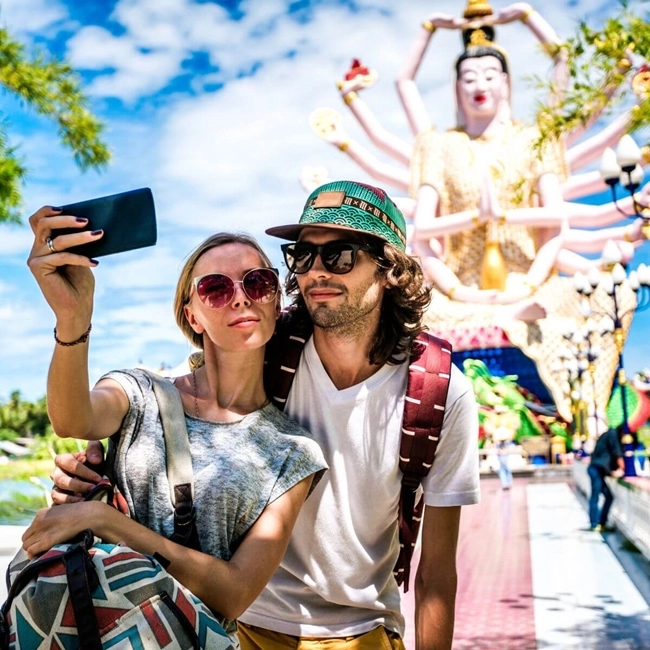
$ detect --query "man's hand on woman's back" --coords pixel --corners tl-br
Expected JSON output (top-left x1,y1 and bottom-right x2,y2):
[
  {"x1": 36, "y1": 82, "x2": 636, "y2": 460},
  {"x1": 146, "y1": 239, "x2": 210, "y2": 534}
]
[{"x1": 50, "y1": 440, "x2": 105, "y2": 504}]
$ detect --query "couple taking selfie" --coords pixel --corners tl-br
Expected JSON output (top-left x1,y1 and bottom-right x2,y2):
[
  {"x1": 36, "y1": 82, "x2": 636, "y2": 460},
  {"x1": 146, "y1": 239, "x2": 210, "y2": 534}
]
[{"x1": 22, "y1": 179, "x2": 479, "y2": 649}]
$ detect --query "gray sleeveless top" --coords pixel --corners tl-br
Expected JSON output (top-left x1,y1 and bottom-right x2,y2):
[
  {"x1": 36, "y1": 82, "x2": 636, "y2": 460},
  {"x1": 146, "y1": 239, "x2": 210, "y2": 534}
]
[{"x1": 103, "y1": 368, "x2": 327, "y2": 562}]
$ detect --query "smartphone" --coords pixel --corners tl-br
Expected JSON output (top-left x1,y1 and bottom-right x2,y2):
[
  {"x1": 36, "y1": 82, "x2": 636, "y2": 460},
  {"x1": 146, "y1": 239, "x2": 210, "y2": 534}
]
[{"x1": 56, "y1": 187, "x2": 157, "y2": 258}]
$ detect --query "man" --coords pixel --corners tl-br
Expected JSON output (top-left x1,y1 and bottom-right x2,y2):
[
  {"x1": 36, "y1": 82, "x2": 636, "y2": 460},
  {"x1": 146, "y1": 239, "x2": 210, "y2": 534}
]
[
  {"x1": 51, "y1": 180, "x2": 479, "y2": 649},
  {"x1": 588, "y1": 426, "x2": 625, "y2": 532}
]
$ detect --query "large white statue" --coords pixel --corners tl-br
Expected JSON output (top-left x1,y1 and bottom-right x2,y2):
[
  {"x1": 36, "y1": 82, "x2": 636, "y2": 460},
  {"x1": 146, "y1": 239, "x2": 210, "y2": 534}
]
[{"x1": 309, "y1": 0, "x2": 648, "y2": 422}]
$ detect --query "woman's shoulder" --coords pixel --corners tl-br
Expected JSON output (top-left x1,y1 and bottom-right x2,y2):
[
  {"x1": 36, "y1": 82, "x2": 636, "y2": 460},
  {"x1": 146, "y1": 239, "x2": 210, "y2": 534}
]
[
  {"x1": 259, "y1": 403, "x2": 314, "y2": 438},
  {"x1": 100, "y1": 368, "x2": 165, "y2": 409},
  {"x1": 256, "y1": 405, "x2": 328, "y2": 495},
  {"x1": 257, "y1": 404, "x2": 324, "y2": 455}
]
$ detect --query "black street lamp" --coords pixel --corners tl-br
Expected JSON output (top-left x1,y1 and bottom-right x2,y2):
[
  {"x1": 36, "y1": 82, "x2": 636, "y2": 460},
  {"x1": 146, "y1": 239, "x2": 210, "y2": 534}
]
[
  {"x1": 573, "y1": 259, "x2": 650, "y2": 476},
  {"x1": 599, "y1": 134, "x2": 650, "y2": 237}
]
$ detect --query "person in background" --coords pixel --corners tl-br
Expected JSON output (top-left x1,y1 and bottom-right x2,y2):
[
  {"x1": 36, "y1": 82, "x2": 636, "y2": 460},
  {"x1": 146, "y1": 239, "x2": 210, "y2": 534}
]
[
  {"x1": 587, "y1": 425, "x2": 624, "y2": 532},
  {"x1": 496, "y1": 438, "x2": 514, "y2": 490}
]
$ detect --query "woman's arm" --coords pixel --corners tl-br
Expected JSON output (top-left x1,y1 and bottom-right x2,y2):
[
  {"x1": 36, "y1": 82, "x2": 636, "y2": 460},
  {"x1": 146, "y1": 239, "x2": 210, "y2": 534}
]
[
  {"x1": 23, "y1": 475, "x2": 313, "y2": 621},
  {"x1": 27, "y1": 206, "x2": 129, "y2": 440}
]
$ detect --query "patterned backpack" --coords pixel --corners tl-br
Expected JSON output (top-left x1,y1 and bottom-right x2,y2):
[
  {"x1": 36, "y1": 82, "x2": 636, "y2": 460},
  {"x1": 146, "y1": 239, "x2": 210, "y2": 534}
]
[
  {"x1": 0, "y1": 372, "x2": 233, "y2": 650},
  {"x1": 264, "y1": 312, "x2": 452, "y2": 591},
  {"x1": 1, "y1": 531, "x2": 233, "y2": 650}
]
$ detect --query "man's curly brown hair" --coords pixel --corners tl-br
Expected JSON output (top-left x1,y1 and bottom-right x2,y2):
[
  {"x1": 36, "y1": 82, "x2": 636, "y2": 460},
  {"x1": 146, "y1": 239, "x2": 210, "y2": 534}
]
[{"x1": 284, "y1": 239, "x2": 431, "y2": 366}]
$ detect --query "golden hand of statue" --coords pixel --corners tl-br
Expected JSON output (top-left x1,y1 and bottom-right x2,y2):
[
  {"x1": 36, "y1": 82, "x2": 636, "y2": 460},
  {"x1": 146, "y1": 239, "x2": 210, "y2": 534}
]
[
  {"x1": 310, "y1": 108, "x2": 348, "y2": 146},
  {"x1": 629, "y1": 218, "x2": 649, "y2": 244},
  {"x1": 423, "y1": 13, "x2": 469, "y2": 30},
  {"x1": 635, "y1": 181, "x2": 650, "y2": 210},
  {"x1": 478, "y1": 169, "x2": 504, "y2": 224},
  {"x1": 483, "y1": 2, "x2": 534, "y2": 26}
]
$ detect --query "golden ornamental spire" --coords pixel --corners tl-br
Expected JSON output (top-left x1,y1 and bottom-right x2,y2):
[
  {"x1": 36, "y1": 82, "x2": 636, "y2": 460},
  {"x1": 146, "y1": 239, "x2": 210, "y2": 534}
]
[
  {"x1": 464, "y1": 0, "x2": 494, "y2": 19},
  {"x1": 469, "y1": 29, "x2": 491, "y2": 47}
]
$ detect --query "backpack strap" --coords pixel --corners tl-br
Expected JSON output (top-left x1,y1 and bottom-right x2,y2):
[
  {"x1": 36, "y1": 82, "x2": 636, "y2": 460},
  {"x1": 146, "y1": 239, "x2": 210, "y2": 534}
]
[
  {"x1": 63, "y1": 541, "x2": 102, "y2": 650},
  {"x1": 143, "y1": 369, "x2": 201, "y2": 551},
  {"x1": 264, "y1": 316, "x2": 452, "y2": 593},
  {"x1": 1, "y1": 530, "x2": 100, "y2": 648},
  {"x1": 394, "y1": 332, "x2": 452, "y2": 592},
  {"x1": 264, "y1": 311, "x2": 311, "y2": 411}
]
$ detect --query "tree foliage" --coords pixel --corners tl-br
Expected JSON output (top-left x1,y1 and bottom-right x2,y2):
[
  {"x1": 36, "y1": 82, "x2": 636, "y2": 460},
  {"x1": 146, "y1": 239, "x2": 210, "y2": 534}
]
[
  {"x1": 0, "y1": 27, "x2": 110, "y2": 224},
  {"x1": 0, "y1": 390, "x2": 52, "y2": 438},
  {"x1": 534, "y1": 2, "x2": 650, "y2": 146},
  {"x1": 0, "y1": 390, "x2": 86, "y2": 462}
]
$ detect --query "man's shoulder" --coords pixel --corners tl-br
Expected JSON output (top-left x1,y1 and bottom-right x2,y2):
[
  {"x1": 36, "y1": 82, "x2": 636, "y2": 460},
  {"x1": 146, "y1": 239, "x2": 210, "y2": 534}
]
[{"x1": 266, "y1": 309, "x2": 313, "y2": 353}]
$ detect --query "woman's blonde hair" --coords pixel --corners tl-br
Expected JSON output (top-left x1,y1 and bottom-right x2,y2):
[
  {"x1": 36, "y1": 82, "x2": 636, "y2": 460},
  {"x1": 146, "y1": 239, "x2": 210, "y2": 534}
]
[{"x1": 173, "y1": 232, "x2": 275, "y2": 359}]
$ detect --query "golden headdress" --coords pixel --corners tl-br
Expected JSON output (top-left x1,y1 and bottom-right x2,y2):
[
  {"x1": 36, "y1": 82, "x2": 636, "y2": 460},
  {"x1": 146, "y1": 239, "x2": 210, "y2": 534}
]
[
  {"x1": 463, "y1": 0, "x2": 494, "y2": 19},
  {"x1": 460, "y1": 0, "x2": 509, "y2": 65}
]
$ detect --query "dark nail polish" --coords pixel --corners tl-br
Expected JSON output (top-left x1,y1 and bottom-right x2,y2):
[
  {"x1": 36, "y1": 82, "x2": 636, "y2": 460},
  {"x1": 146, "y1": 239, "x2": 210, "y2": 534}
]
[
  {"x1": 75, "y1": 217, "x2": 88, "y2": 223},
  {"x1": 90, "y1": 259, "x2": 99, "y2": 265},
  {"x1": 91, "y1": 229, "x2": 103, "y2": 236},
  {"x1": 50, "y1": 206, "x2": 62, "y2": 211}
]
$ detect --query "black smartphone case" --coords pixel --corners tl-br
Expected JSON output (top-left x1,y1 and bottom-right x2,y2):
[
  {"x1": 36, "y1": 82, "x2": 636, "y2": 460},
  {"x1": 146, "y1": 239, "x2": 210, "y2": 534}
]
[{"x1": 58, "y1": 187, "x2": 157, "y2": 258}]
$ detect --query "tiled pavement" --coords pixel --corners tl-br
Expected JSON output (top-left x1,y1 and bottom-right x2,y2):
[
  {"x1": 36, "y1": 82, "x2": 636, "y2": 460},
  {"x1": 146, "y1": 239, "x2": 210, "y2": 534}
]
[
  {"x1": 2, "y1": 478, "x2": 650, "y2": 648},
  {"x1": 401, "y1": 478, "x2": 650, "y2": 649}
]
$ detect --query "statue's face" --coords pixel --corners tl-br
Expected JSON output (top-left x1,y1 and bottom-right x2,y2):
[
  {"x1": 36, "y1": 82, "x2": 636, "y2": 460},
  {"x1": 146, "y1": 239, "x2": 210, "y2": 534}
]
[{"x1": 457, "y1": 55, "x2": 508, "y2": 119}]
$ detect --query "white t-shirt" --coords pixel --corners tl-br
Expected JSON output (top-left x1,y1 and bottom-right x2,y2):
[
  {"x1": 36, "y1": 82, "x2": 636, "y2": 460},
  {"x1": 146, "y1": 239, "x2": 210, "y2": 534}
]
[{"x1": 240, "y1": 338, "x2": 480, "y2": 637}]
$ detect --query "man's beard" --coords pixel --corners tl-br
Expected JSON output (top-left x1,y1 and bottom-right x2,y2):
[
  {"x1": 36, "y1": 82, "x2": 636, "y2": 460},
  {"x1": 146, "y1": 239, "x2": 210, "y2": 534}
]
[{"x1": 304, "y1": 282, "x2": 382, "y2": 338}]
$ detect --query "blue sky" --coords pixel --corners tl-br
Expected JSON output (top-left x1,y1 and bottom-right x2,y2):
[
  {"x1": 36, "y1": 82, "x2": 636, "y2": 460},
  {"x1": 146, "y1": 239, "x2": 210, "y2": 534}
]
[{"x1": 0, "y1": 0, "x2": 648, "y2": 401}]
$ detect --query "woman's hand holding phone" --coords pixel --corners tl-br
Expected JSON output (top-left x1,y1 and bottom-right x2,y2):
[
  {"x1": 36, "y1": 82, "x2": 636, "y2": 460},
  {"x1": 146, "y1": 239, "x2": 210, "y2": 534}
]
[{"x1": 27, "y1": 205, "x2": 102, "y2": 340}]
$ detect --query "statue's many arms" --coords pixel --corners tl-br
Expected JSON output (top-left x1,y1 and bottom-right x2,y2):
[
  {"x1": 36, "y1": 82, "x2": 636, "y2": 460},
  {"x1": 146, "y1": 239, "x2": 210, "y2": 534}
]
[{"x1": 309, "y1": 1, "x2": 647, "y2": 422}]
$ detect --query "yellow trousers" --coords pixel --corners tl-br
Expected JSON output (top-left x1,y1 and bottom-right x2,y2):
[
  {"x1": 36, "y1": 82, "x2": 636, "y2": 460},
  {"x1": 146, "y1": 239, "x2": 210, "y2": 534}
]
[{"x1": 238, "y1": 622, "x2": 405, "y2": 650}]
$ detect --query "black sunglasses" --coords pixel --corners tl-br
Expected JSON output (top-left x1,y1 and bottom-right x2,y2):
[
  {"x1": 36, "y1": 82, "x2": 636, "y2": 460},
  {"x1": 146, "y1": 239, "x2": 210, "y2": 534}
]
[{"x1": 281, "y1": 241, "x2": 381, "y2": 275}]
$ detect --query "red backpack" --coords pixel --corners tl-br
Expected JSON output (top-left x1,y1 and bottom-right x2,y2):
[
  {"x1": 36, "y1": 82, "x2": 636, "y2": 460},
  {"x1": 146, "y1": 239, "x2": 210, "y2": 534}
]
[{"x1": 263, "y1": 312, "x2": 452, "y2": 592}]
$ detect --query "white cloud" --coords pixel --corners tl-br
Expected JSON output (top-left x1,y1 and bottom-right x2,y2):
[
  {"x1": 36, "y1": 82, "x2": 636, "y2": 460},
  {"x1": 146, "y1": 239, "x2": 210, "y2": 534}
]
[
  {"x1": 67, "y1": 26, "x2": 184, "y2": 101},
  {"x1": 0, "y1": 224, "x2": 33, "y2": 256},
  {"x1": 101, "y1": 246, "x2": 184, "y2": 289},
  {"x1": 0, "y1": 0, "x2": 67, "y2": 33},
  {"x1": 67, "y1": 26, "x2": 135, "y2": 69},
  {"x1": 0, "y1": 290, "x2": 55, "y2": 400},
  {"x1": 66, "y1": 0, "x2": 243, "y2": 101}
]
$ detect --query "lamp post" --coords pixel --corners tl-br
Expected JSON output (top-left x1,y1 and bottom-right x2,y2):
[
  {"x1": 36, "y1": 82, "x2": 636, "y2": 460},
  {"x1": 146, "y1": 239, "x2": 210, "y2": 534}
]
[
  {"x1": 552, "y1": 315, "x2": 602, "y2": 450},
  {"x1": 573, "y1": 260, "x2": 650, "y2": 476},
  {"x1": 599, "y1": 135, "x2": 650, "y2": 237}
]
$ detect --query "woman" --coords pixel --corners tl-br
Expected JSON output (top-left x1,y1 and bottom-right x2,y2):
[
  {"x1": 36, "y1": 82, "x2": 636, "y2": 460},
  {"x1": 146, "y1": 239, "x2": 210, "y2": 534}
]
[{"x1": 22, "y1": 206, "x2": 327, "y2": 641}]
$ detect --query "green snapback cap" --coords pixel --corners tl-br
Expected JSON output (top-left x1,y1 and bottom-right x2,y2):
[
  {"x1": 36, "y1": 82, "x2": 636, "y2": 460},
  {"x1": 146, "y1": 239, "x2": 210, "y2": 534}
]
[{"x1": 266, "y1": 180, "x2": 407, "y2": 251}]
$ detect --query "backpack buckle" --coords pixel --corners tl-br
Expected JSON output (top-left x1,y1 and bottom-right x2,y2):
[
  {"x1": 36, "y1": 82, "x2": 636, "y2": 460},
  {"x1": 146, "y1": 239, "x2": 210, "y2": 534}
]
[{"x1": 401, "y1": 474, "x2": 420, "y2": 491}]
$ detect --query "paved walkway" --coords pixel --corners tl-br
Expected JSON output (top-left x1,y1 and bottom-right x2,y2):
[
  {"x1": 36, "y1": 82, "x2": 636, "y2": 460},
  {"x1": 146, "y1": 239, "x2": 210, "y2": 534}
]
[
  {"x1": 402, "y1": 478, "x2": 650, "y2": 649},
  {"x1": 2, "y1": 478, "x2": 650, "y2": 648}
]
